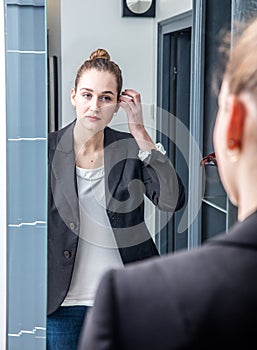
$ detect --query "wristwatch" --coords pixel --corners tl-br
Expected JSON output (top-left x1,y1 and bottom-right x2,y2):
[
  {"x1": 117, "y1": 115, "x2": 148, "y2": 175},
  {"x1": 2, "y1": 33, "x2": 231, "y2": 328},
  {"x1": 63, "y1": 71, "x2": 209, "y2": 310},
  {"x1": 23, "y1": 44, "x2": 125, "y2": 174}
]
[{"x1": 138, "y1": 142, "x2": 166, "y2": 161}]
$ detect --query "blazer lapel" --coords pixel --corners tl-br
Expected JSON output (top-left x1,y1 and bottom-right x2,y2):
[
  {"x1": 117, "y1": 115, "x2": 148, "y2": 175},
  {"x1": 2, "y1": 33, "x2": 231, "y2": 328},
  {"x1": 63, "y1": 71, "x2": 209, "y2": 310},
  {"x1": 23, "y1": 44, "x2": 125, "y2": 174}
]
[
  {"x1": 103, "y1": 128, "x2": 140, "y2": 214},
  {"x1": 50, "y1": 123, "x2": 80, "y2": 233},
  {"x1": 104, "y1": 128, "x2": 126, "y2": 211}
]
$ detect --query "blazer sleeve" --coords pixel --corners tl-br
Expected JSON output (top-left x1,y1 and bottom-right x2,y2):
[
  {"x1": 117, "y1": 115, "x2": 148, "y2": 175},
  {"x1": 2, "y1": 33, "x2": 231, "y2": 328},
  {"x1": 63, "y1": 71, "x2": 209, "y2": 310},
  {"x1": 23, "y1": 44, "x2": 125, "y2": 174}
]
[
  {"x1": 142, "y1": 150, "x2": 185, "y2": 212},
  {"x1": 78, "y1": 271, "x2": 118, "y2": 350}
]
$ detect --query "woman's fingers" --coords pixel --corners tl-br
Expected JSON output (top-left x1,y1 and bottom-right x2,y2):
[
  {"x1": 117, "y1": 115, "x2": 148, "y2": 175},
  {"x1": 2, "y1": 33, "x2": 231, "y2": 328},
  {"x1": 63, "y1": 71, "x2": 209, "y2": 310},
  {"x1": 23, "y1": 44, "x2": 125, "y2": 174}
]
[
  {"x1": 119, "y1": 100, "x2": 133, "y2": 113},
  {"x1": 118, "y1": 89, "x2": 144, "y2": 134},
  {"x1": 121, "y1": 89, "x2": 141, "y2": 103},
  {"x1": 119, "y1": 89, "x2": 142, "y2": 112},
  {"x1": 119, "y1": 95, "x2": 134, "y2": 104}
]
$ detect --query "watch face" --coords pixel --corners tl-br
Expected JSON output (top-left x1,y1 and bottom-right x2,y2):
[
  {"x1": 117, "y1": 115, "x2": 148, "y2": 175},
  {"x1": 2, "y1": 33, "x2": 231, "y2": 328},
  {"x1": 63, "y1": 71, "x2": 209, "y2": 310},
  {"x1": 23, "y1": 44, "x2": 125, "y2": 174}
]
[{"x1": 126, "y1": 0, "x2": 152, "y2": 14}]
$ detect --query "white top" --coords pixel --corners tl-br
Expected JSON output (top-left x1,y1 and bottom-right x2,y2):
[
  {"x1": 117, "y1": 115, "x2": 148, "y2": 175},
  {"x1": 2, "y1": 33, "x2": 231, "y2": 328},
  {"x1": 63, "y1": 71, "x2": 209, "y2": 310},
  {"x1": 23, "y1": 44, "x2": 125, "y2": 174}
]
[{"x1": 62, "y1": 165, "x2": 124, "y2": 307}]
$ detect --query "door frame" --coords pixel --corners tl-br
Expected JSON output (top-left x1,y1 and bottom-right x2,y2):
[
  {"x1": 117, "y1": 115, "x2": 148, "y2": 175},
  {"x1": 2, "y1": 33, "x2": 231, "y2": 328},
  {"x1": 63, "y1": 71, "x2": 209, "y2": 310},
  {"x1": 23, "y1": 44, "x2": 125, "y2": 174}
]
[{"x1": 156, "y1": 10, "x2": 193, "y2": 254}]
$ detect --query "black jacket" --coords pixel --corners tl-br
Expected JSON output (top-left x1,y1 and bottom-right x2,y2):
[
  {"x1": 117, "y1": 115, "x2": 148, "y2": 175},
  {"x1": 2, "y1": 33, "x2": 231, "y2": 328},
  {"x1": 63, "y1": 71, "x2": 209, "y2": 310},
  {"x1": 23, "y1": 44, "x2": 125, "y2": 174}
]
[
  {"x1": 48, "y1": 120, "x2": 185, "y2": 315},
  {"x1": 79, "y1": 211, "x2": 257, "y2": 350}
]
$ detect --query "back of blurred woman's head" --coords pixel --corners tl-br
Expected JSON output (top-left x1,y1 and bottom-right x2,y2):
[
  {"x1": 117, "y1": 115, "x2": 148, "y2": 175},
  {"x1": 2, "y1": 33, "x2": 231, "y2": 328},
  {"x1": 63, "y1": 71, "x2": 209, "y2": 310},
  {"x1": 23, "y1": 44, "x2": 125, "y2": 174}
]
[
  {"x1": 213, "y1": 18, "x2": 257, "y2": 213},
  {"x1": 225, "y1": 18, "x2": 257, "y2": 98}
]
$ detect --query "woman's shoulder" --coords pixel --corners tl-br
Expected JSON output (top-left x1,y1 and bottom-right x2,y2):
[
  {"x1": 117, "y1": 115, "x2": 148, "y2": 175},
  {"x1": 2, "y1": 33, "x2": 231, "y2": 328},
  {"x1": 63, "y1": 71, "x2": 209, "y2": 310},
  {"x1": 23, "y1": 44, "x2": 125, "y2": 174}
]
[
  {"x1": 48, "y1": 120, "x2": 75, "y2": 146},
  {"x1": 105, "y1": 126, "x2": 134, "y2": 141}
]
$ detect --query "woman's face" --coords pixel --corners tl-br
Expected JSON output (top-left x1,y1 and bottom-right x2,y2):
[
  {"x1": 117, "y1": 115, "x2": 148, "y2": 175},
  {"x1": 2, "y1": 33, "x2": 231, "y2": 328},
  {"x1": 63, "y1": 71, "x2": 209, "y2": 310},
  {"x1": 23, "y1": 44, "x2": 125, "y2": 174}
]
[
  {"x1": 213, "y1": 80, "x2": 238, "y2": 205},
  {"x1": 71, "y1": 68, "x2": 118, "y2": 132}
]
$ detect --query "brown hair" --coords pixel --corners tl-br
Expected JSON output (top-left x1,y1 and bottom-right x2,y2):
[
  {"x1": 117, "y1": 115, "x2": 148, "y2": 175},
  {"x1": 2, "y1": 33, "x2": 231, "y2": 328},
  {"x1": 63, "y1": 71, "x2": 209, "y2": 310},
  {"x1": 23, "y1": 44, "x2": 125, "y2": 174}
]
[
  {"x1": 74, "y1": 48, "x2": 123, "y2": 97},
  {"x1": 224, "y1": 18, "x2": 257, "y2": 97}
]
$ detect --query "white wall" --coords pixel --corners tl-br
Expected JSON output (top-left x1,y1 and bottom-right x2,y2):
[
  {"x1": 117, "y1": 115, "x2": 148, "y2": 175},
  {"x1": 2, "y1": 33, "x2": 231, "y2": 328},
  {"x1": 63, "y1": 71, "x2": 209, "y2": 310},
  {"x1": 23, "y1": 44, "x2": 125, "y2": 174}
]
[
  {"x1": 156, "y1": 0, "x2": 192, "y2": 22},
  {"x1": 57, "y1": 0, "x2": 192, "y2": 129},
  {"x1": 60, "y1": 0, "x2": 155, "y2": 129}
]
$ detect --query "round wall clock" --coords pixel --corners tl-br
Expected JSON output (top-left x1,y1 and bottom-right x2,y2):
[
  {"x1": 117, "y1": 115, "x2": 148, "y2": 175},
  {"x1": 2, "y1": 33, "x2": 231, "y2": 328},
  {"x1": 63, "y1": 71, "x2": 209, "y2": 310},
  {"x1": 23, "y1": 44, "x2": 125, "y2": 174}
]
[{"x1": 122, "y1": 0, "x2": 156, "y2": 17}]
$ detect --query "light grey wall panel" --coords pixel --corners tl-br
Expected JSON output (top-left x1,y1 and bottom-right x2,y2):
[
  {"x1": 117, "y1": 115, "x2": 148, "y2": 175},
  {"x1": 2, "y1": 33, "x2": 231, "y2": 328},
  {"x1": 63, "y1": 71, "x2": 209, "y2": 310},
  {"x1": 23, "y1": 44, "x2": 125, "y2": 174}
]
[
  {"x1": 7, "y1": 140, "x2": 47, "y2": 223},
  {"x1": 7, "y1": 225, "x2": 46, "y2": 349},
  {"x1": 5, "y1": 0, "x2": 47, "y2": 349},
  {"x1": 6, "y1": 0, "x2": 44, "y2": 6},
  {"x1": 6, "y1": 5, "x2": 45, "y2": 51},
  {"x1": 6, "y1": 53, "x2": 46, "y2": 138}
]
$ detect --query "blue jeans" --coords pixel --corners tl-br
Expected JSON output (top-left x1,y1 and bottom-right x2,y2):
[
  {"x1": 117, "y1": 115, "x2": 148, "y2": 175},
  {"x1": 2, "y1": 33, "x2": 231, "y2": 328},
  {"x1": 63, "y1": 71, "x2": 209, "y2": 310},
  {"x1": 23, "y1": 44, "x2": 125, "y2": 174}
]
[{"x1": 47, "y1": 306, "x2": 88, "y2": 350}]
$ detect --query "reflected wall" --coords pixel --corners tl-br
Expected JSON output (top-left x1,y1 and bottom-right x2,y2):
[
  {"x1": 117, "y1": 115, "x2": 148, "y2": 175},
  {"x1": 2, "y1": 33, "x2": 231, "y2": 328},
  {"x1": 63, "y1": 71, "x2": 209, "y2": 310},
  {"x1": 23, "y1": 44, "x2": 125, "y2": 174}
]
[{"x1": 5, "y1": 0, "x2": 47, "y2": 349}]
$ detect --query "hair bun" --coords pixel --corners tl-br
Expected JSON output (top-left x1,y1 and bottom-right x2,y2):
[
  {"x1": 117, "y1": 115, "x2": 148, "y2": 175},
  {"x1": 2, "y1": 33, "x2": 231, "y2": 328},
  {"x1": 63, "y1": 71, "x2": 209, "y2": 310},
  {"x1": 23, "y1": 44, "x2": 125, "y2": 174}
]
[{"x1": 89, "y1": 48, "x2": 110, "y2": 61}]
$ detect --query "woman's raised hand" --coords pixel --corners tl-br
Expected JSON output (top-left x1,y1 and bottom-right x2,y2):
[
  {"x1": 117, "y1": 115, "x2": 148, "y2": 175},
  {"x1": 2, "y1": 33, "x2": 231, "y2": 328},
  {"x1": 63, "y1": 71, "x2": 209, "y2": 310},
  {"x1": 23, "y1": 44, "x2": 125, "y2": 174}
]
[
  {"x1": 119, "y1": 89, "x2": 155, "y2": 151},
  {"x1": 118, "y1": 89, "x2": 145, "y2": 137}
]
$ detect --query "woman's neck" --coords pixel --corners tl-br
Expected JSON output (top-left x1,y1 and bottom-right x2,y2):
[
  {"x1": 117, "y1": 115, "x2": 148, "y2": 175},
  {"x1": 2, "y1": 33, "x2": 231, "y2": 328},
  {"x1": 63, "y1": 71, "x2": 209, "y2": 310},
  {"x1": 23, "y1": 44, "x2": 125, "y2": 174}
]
[
  {"x1": 237, "y1": 164, "x2": 257, "y2": 221},
  {"x1": 73, "y1": 122, "x2": 104, "y2": 169}
]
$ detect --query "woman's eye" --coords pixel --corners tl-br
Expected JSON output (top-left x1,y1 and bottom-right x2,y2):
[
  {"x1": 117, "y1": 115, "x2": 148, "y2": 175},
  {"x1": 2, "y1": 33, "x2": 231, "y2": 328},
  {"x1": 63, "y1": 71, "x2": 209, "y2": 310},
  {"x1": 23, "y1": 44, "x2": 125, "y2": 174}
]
[
  {"x1": 100, "y1": 95, "x2": 111, "y2": 102},
  {"x1": 82, "y1": 93, "x2": 91, "y2": 99}
]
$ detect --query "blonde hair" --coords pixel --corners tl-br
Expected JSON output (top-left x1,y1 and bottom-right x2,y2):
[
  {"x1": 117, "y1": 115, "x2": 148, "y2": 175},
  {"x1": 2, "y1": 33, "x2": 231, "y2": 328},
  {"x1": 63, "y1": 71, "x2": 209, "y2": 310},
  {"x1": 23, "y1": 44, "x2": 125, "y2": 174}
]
[
  {"x1": 225, "y1": 18, "x2": 257, "y2": 97},
  {"x1": 74, "y1": 48, "x2": 123, "y2": 97}
]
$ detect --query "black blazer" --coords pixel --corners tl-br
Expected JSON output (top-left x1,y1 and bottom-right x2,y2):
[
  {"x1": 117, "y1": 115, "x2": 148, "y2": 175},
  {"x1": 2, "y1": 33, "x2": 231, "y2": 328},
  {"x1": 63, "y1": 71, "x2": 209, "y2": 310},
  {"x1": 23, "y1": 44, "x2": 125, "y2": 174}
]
[
  {"x1": 48, "y1": 120, "x2": 185, "y2": 315},
  {"x1": 79, "y1": 211, "x2": 257, "y2": 350}
]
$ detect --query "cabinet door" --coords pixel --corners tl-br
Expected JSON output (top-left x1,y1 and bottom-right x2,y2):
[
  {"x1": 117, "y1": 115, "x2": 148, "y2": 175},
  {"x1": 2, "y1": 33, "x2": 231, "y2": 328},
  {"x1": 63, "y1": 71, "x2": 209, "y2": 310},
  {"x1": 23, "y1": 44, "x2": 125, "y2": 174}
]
[
  {"x1": 200, "y1": 0, "x2": 257, "y2": 242},
  {"x1": 201, "y1": 0, "x2": 234, "y2": 241},
  {"x1": 188, "y1": 0, "x2": 233, "y2": 249},
  {"x1": 190, "y1": 0, "x2": 257, "y2": 247}
]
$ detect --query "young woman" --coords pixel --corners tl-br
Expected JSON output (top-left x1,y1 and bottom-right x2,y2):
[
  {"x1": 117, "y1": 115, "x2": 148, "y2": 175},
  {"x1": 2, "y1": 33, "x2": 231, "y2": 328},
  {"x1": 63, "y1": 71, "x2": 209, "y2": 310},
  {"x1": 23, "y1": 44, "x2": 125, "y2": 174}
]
[
  {"x1": 47, "y1": 48, "x2": 185, "y2": 349},
  {"x1": 78, "y1": 19, "x2": 257, "y2": 350}
]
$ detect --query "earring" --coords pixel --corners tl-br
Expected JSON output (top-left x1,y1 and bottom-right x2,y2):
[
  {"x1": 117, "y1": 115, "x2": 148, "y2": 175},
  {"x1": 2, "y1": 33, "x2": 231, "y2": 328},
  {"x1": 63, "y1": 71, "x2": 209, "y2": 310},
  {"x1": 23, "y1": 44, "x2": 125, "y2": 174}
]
[{"x1": 113, "y1": 112, "x2": 117, "y2": 116}]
